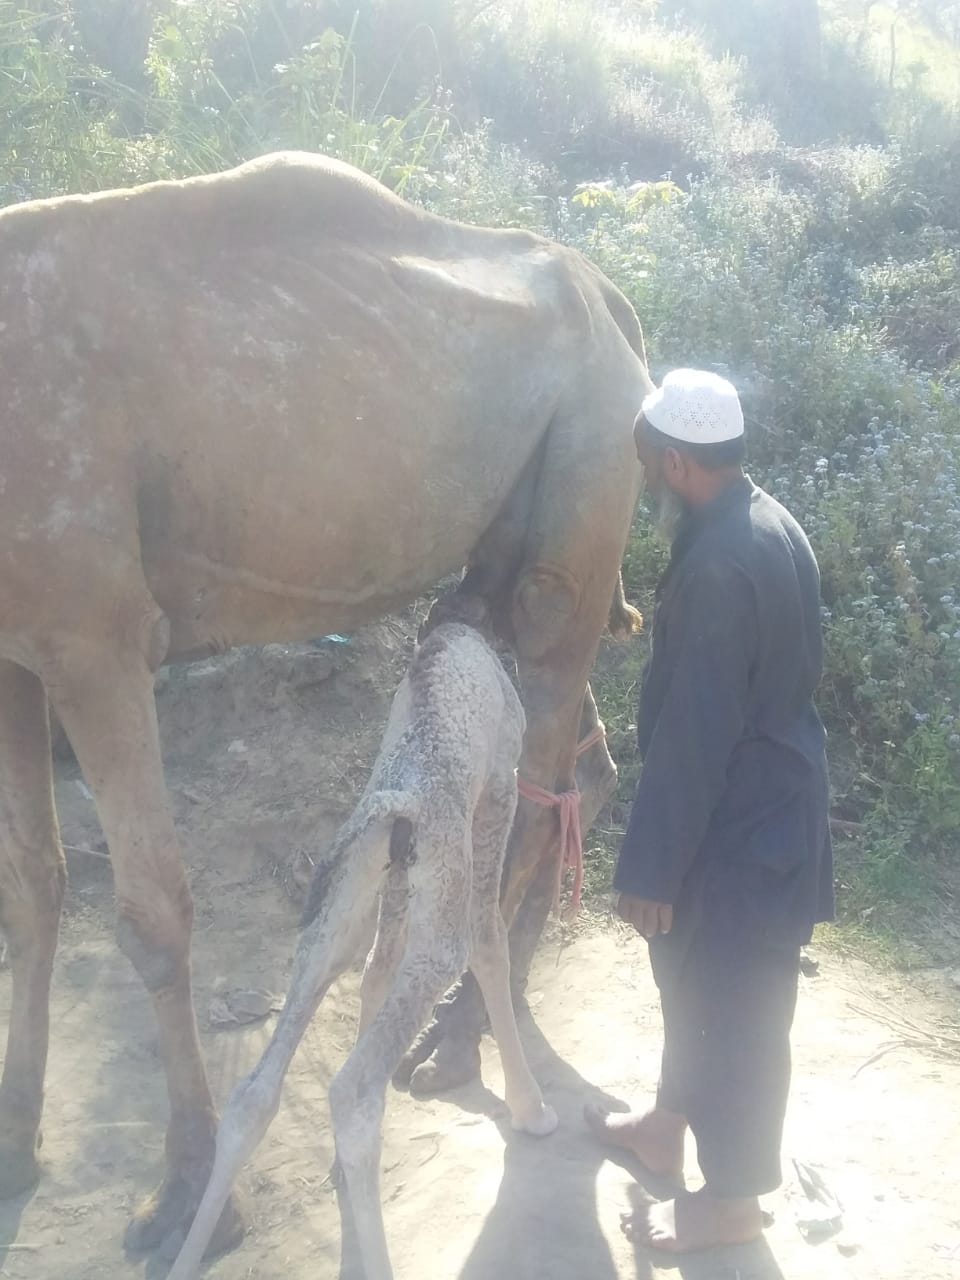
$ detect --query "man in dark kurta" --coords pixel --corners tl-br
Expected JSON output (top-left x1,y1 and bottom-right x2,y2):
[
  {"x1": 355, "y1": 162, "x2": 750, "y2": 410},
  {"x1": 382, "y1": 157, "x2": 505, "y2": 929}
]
[{"x1": 587, "y1": 369, "x2": 833, "y2": 1253}]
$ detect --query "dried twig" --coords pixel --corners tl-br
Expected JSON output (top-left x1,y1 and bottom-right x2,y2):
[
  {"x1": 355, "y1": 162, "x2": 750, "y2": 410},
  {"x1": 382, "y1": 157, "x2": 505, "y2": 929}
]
[
  {"x1": 846, "y1": 1001, "x2": 960, "y2": 1059},
  {"x1": 62, "y1": 843, "x2": 111, "y2": 862},
  {"x1": 852, "y1": 1038, "x2": 915, "y2": 1078}
]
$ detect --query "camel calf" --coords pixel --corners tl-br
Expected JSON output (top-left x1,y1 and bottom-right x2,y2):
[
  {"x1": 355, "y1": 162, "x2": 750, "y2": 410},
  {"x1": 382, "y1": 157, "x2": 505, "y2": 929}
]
[{"x1": 167, "y1": 618, "x2": 557, "y2": 1280}]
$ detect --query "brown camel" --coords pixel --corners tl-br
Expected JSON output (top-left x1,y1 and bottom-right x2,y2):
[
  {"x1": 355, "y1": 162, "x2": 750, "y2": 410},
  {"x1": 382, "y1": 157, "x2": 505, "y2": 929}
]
[{"x1": 0, "y1": 151, "x2": 650, "y2": 1259}]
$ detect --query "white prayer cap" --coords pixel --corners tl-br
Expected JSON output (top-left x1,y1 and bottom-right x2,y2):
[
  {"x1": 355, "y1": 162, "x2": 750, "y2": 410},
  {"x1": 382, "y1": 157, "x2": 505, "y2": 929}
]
[{"x1": 639, "y1": 368, "x2": 744, "y2": 444}]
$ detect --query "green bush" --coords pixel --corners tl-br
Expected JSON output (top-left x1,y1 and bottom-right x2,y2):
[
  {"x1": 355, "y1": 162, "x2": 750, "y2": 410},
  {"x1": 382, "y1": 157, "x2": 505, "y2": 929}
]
[{"x1": 558, "y1": 155, "x2": 960, "y2": 930}]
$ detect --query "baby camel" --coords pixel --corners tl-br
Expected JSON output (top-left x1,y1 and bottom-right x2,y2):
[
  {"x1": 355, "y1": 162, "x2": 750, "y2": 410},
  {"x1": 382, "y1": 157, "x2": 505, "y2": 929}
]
[{"x1": 167, "y1": 613, "x2": 557, "y2": 1280}]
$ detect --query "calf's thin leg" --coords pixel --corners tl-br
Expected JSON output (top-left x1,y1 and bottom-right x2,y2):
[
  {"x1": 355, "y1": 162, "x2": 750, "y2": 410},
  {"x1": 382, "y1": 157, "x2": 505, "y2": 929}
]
[
  {"x1": 333, "y1": 916, "x2": 469, "y2": 1280},
  {"x1": 466, "y1": 778, "x2": 556, "y2": 1136},
  {"x1": 357, "y1": 869, "x2": 409, "y2": 1039},
  {"x1": 165, "y1": 936, "x2": 332, "y2": 1280},
  {"x1": 0, "y1": 661, "x2": 65, "y2": 1197},
  {"x1": 401, "y1": 583, "x2": 626, "y2": 1095},
  {"x1": 395, "y1": 684, "x2": 615, "y2": 1093}
]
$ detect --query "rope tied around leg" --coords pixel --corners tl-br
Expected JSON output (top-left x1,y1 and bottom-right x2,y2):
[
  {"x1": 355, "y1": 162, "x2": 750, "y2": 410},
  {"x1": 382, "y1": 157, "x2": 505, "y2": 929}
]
[{"x1": 516, "y1": 723, "x2": 607, "y2": 919}]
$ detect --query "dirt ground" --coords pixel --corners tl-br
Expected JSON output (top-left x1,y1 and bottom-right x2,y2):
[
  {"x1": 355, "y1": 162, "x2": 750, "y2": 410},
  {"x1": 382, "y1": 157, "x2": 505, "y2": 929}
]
[{"x1": 1, "y1": 624, "x2": 959, "y2": 1280}]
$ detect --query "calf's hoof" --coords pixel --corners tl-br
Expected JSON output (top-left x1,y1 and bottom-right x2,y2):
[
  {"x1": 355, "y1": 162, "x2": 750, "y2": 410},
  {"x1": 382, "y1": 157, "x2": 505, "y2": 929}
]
[{"x1": 511, "y1": 1102, "x2": 559, "y2": 1138}]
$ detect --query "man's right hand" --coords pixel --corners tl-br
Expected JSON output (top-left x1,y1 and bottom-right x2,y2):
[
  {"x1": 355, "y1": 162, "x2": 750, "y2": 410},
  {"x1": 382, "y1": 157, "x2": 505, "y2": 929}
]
[{"x1": 616, "y1": 893, "x2": 674, "y2": 939}]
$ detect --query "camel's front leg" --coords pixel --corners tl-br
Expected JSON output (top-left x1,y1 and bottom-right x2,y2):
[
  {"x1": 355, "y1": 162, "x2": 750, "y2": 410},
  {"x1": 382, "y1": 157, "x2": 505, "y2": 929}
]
[
  {"x1": 51, "y1": 646, "x2": 242, "y2": 1260},
  {"x1": 0, "y1": 662, "x2": 65, "y2": 1199}
]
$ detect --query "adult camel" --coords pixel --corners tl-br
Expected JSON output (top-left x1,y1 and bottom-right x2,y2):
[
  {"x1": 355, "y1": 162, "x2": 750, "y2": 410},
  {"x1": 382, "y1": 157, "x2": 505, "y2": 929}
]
[{"x1": 0, "y1": 150, "x2": 650, "y2": 1257}]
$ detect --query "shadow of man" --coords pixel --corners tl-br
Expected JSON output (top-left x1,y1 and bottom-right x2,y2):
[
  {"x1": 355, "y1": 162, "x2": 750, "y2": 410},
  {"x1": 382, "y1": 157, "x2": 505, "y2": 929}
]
[
  {"x1": 453, "y1": 1010, "x2": 655, "y2": 1280},
  {"x1": 334, "y1": 998, "x2": 647, "y2": 1279}
]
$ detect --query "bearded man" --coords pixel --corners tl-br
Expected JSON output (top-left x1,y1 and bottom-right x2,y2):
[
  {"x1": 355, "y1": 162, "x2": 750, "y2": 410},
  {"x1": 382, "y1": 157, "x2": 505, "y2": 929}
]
[{"x1": 587, "y1": 369, "x2": 834, "y2": 1253}]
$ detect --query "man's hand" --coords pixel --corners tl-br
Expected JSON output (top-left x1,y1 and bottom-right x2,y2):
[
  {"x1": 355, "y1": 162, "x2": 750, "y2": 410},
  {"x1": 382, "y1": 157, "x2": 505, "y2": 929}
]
[{"x1": 616, "y1": 893, "x2": 673, "y2": 939}]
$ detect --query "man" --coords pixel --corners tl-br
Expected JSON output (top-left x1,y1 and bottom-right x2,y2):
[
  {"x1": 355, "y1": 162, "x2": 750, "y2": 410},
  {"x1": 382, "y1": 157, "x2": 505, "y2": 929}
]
[{"x1": 586, "y1": 369, "x2": 834, "y2": 1253}]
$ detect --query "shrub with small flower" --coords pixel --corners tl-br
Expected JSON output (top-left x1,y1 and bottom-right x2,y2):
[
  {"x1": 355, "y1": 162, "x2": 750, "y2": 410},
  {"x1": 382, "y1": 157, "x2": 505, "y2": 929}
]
[{"x1": 558, "y1": 160, "x2": 960, "y2": 931}]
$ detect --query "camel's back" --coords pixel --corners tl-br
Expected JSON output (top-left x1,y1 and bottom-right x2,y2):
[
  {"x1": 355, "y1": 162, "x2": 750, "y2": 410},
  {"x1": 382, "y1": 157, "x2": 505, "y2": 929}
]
[
  {"x1": 0, "y1": 150, "x2": 543, "y2": 281},
  {"x1": 0, "y1": 153, "x2": 397, "y2": 245}
]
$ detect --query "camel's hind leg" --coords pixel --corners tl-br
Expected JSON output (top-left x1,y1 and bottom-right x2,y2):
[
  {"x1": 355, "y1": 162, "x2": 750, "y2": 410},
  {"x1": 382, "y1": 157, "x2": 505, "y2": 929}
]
[
  {"x1": 399, "y1": 391, "x2": 642, "y2": 1093},
  {"x1": 507, "y1": 682, "x2": 617, "y2": 1002},
  {"x1": 0, "y1": 661, "x2": 65, "y2": 1198}
]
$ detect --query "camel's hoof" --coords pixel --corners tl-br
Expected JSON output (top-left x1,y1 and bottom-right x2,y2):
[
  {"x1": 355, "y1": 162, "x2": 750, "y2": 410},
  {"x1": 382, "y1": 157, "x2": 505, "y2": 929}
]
[
  {"x1": 124, "y1": 1174, "x2": 245, "y2": 1262},
  {"x1": 511, "y1": 1102, "x2": 559, "y2": 1138},
  {"x1": 407, "y1": 1037, "x2": 482, "y2": 1098},
  {"x1": 393, "y1": 1017, "x2": 445, "y2": 1090},
  {"x1": 0, "y1": 1135, "x2": 42, "y2": 1199}
]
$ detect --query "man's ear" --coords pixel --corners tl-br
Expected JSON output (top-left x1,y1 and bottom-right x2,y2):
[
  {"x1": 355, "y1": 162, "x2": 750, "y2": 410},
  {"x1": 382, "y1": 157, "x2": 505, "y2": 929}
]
[{"x1": 663, "y1": 444, "x2": 686, "y2": 481}]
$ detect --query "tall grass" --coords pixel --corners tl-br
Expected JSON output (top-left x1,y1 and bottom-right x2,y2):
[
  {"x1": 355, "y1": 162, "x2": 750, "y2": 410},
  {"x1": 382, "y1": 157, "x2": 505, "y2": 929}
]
[{"x1": 0, "y1": 0, "x2": 452, "y2": 200}]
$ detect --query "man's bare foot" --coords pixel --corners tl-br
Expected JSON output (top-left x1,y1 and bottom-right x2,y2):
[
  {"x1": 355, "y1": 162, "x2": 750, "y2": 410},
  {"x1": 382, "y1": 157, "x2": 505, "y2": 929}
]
[
  {"x1": 622, "y1": 1189, "x2": 763, "y2": 1253},
  {"x1": 584, "y1": 1103, "x2": 686, "y2": 1183}
]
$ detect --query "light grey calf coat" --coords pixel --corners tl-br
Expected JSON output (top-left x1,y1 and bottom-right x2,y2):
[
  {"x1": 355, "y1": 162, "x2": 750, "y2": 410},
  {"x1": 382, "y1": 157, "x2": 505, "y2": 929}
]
[{"x1": 168, "y1": 621, "x2": 557, "y2": 1280}]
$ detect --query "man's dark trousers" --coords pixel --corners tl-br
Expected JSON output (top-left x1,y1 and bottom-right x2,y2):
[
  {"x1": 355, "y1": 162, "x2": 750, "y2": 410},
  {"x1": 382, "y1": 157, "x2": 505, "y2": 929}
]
[{"x1": 649, "y1": 922, "x2": 801, "y2": 1197}]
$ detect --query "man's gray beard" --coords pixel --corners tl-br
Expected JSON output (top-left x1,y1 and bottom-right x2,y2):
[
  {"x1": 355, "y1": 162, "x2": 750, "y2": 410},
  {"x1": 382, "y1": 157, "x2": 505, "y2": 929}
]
[{"x1": 653, "y1": 485, "x2": 686, "y2": 542}]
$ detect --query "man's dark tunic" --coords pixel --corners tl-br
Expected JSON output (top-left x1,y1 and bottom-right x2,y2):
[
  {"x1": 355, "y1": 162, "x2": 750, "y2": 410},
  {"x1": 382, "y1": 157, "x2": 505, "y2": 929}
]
[
  {"x1": 616, "y1": 474, "x2": 833, "y2": 944},
  {"x1": 615, "y1": 474, "x2": 833, "y2": 1196}
]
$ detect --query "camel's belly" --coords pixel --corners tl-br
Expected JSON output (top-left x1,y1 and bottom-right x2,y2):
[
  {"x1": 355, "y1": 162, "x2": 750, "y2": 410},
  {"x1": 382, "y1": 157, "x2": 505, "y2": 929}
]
[{"x1": 145, "y1": 514, "x2": 486, "y2": 657}]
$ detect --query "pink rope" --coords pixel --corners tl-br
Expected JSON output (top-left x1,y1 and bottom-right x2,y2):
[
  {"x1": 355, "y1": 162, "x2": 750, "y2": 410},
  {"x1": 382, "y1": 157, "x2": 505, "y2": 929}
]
[
  {"x1": 517, "y1": 723, "x2": 606, "y2": 918},
  {"x1": 575, "y1": 723, "x2": 605, "y2": 757}
]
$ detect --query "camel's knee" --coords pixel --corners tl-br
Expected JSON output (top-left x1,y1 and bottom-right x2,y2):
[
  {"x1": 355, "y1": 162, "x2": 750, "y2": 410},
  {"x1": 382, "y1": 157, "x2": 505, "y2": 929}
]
[
  {"x1": 115, "y1": 877, "x2": 193, "y2": 992},
  {"x1": 512, "y1": 565, "x2": 581, "y2": 661},
  {"x1": 0, "y1": 841, "x2": 65, "y2": 914},
  {"x1": 0, "y1": 842, "x2": 65, "y2": 954}
]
